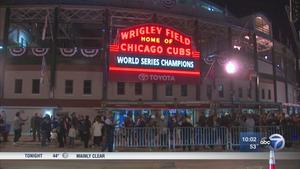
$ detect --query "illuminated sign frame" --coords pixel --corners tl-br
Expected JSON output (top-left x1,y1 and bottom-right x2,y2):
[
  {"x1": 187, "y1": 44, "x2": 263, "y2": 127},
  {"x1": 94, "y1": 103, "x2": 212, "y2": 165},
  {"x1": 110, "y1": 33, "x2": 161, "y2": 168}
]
[{"x1": 109, "y1": 23, "x2": 201, "y2": 84}]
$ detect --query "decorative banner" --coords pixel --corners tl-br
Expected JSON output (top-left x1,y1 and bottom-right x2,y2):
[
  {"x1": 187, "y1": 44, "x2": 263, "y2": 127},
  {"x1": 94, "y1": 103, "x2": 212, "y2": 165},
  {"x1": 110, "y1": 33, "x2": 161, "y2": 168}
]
[
  {"x1": 160, "y1": 0, "x2": 176, "y2": 9},
  {"x1": 80, "y1": 48, "x2": 99, "y2": 58},
  {"x1": 203, "y1": 54, "x2": 217, "y2": 65},
  {"x1": 8, "y1": 48, "x2": 27, "y2": 56},
  {"x1": 109, "y1": 23, "x2": 201, "y2": 84},
  {"x1": 31, "y1": 48, "x2": 49, "y2": 56},
  {"x1": 59, "y1": 48, "x2": 77, "y2": 57}
]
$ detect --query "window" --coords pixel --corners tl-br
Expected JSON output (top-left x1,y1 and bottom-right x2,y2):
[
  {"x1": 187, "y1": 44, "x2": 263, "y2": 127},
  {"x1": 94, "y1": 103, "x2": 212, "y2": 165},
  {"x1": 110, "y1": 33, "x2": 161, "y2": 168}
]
[
  {"x1": 255, "y1": 16, "x2": 270, "y2": 35},
  {"x1": 261, "y1": 89, "x2": 265, "y2": 99},
  {"x1": 14, "y1": 79, "x2": 22, "y2": 94},
  {"x1": 238, "y1": 87, "x2": 243, "y2": 98},
  {"x1": 218, "y1": 84, "x2": 224, "y2": 97},
  {"x1": 117, "y1": 82, "x2": 125, "y2": 95},
  {"x1": 207, "y1": 85, "x2": 212, "y2": 99},
  {"x1": 32, "y1": 79, "x2": 40, "y2": 94},
  {"x1": 83, "y1": 80, "x2": 92, "y2": 95},
  {"x1": 165, "y1": 84, "x2": 173, "y2": 96},
  {"x1": 181, "y1": 85, "x2": 188, "y2": 96},
  {"x1": 135, "y1": 83, "x2": 142, "y2": 95},
  {"x1": 65, "y1": 80, "x2": 73, "y2": 94},
  {"x1": 268, "y1": 89, "x2": 272, "y2": 100}
]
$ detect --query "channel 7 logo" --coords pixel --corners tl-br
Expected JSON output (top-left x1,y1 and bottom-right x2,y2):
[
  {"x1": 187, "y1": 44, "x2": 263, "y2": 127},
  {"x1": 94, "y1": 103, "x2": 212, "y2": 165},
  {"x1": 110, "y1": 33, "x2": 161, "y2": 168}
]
[{"x1": 260, "y1": 134, "x2": 285, "y2": 151}]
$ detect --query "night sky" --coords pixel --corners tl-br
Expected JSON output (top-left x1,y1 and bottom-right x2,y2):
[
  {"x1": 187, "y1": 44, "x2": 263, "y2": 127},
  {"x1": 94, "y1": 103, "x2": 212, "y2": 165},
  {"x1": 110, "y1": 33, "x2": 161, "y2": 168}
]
[{"x1": 210, "y1": 0, "x2": 299, "y2": 43}]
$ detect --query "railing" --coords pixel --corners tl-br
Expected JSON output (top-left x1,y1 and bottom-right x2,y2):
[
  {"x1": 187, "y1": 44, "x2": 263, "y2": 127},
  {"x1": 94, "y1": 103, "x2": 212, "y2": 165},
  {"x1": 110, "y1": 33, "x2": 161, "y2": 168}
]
[
  {"x1": 114, "y1": 126, "x2": 300, "y2": 151},
  {"x1": 114, "y1": 128, "x2": 171, "y2": 149}
]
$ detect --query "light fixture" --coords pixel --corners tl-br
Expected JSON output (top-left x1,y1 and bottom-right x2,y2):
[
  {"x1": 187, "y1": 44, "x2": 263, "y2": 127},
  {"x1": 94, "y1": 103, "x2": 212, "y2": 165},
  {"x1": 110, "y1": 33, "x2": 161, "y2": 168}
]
[
  {"x1": 233, "y1": 45, "x2": 241, "y2": 51},
  {"x1": 264, "y1": 56, "x2": 268, "y2": 59},
  {"x1": 44, "y1": 109, "x2": 53, "y2": 117},
  {"x1": 225, "y1": 60, "x2": 238, "y2": 74},
  {"x1": 0, "y1": 46, "x2": 3, "y2": 49}
]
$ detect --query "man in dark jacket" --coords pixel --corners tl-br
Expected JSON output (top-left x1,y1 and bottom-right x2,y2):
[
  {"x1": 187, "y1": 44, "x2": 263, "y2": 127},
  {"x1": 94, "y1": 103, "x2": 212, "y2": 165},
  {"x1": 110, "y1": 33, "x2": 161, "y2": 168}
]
[
  {"x1": 0, "y1": 114, "x2": 4, "y2": 144},
  {"x1": 31, "y1": 113, "x2": 42, "y2": 142},
  {"x1": 82, "y1": 116, "x2": 91, "y2": 148},
  {"x1": 57, "y1": 117, "x2": 67, "y2": 148},
  {"x1": 102, "y1": 113, "x2": 115, "y2": 152},
  {"x1": 40, "y1": 115, "x2": 51, "y2": 147},
  {"x1": 182, "y1": 117, "x2": 193, "y2": 151}
]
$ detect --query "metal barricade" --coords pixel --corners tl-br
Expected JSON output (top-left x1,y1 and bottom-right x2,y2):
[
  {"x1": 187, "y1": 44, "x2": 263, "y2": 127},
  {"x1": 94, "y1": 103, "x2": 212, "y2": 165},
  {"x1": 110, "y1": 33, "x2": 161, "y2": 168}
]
[
  {"x1": 114, "y1": 126, "x2": 300, "y2": 151},
  {"x1": 114, "y1": 127, "x2": 171, "y2": 150},
  {"x1": 173, "y1": 127, "x2": 228, "y2": 146}
]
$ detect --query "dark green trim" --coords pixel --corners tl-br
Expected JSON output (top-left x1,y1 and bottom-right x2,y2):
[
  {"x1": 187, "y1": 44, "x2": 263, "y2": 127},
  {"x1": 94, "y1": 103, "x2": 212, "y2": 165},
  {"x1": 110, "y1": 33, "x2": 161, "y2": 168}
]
[
  {"x1": 1, "y1": 8, "x2": 10, "y2": 99},
  {"x1": 102, "y1": 9, "x2": 110, "y2": 100},
  {"x1": 194, "y1": 19, "x2": 200, "y2": 101},
  {"x1": 284, "y1": 58, "x2": 289, "y2": 103},
  {"x1": 271, "y1": 42, "x2": 277, "y2": 103},
  {"x1": 50, "y1": 7, "x2": 58, "y2": 92},
  {"x1": 252, "y1": 32, "x2": 259, "y2": 102}
]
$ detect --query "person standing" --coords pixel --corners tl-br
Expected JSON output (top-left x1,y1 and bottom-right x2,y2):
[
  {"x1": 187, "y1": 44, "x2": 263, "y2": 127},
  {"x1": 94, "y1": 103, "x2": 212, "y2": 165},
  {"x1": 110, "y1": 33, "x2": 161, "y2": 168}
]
[
  {"x1": 78, "y1": 115, "x2": 84, "y2": 142},
  {"x1": 182, "y1": 117, "x2": 193, "y2": 151},
  {"x1": 245, "y1": 114, "x2": 255, "y2": 132},
  {"x1": 82, "y1": 116, "x2": 91, "y2": 148},
  {"x1": 57, "y1": 117, "x2": 66, "y2": 148},
  {"x1": 31, "y1": 113, "x2": 42, "y2": 142},
  {"x1": 0, "y1": 114, "x2": 4, "y2": 144},
  {"x1": 68, "y1": 124, "x2": 76, "y2": 147},
  {"x1": 40, "y1": 115, "x2": 51, "y2": 147},
  {"x1": 158, "y1": 115, "x2": 168, "y2": 148},
  {"x1": 0, "y1": 111, "x2": 8, "y2": 142},
  {"x1": 102, "y1": 113, "x2": 115, "y2": 152},
  {"x1": 13, "y1": 112, "x2": 28, "y2": 145},
  {"x1": 71, "y1": 112, "x2": 79, "y2": 130},
  {"x1": 92, "y1": 116, "x2": 104, "y2": 147}
]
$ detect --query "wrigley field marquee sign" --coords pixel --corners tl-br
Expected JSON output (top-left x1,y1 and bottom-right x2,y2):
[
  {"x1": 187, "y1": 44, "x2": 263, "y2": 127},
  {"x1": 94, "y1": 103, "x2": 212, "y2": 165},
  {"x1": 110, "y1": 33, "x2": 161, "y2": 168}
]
[{"x1": 109, "y1": 23, "x2": 201, "y2": 83}]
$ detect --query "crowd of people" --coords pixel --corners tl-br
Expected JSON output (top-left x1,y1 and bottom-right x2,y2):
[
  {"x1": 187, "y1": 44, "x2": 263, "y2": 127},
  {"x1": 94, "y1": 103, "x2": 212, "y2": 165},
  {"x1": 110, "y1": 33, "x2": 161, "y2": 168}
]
[
  {"x1": 121, "y1": 111, "x2": 300, "y2": 130},
  {"x1": 0, "y1": 111, "x2": 115, "y2": 152},
  {"x1": 0, "y1": 110, "x2": 299, "y2": 151}
]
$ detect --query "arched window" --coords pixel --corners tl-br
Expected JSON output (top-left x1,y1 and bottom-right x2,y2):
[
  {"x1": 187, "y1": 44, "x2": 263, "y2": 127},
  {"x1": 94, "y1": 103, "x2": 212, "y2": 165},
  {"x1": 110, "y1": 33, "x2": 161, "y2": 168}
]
[{"x1": 255, "y1": 16, "x2": 270, "y2": 35}]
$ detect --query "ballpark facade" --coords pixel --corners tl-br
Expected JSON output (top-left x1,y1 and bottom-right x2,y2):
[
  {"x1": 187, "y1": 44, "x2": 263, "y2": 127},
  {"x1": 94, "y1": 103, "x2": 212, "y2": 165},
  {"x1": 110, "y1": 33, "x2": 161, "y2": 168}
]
[{"x1": 0, "y1": 0, "x2": 299, "y2": 131}]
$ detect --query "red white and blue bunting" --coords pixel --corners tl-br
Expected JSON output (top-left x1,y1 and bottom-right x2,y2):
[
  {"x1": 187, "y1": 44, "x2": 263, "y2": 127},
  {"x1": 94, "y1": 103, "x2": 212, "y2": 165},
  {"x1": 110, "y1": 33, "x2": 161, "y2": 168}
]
[
  {"x1": 8, "y1": 47, "x2": 100, "y2": 58},
  {"x1": 8, "y1": 48, "x2": 27, "y2": 56},
  {"x1": 31, "y1": 48, "x2": 49, "y2": 56},
  {"x1": 59, "y1": 48, "x2": 77, "y2": 57},
  {"x1": 80, "y1": 49, "x2": 99, "y2": 58},
  {"x1": 203, "y1": 54, "x2": 217, "y2": 65}
]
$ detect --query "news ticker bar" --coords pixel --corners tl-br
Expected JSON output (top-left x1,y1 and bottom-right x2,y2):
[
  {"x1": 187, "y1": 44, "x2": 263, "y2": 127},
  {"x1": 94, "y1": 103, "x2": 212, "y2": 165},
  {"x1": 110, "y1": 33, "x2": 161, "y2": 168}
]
[{"x1": 0, "y1": 152, "x2": 299, "y2": 160}]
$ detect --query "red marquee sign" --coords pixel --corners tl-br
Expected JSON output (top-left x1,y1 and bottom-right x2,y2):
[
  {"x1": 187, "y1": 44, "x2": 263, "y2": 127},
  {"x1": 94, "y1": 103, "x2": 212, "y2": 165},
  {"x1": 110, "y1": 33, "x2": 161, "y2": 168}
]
[{"x1": 109, "y1": 23, "x2": 201, "y2": 84}]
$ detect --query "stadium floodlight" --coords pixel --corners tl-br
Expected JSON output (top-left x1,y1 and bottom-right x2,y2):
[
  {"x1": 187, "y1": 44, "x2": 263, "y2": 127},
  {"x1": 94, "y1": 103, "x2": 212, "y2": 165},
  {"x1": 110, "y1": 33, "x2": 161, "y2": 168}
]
[{"x1": 225, "y1": 60, "x2": 238, "y2": 74}]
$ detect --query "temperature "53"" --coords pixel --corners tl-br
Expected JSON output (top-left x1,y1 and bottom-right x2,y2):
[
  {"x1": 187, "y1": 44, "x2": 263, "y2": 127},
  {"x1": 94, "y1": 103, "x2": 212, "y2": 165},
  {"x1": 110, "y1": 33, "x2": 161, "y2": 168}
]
[{"x1": 250, "y1": 144, "x2": 257, "y2": 150}]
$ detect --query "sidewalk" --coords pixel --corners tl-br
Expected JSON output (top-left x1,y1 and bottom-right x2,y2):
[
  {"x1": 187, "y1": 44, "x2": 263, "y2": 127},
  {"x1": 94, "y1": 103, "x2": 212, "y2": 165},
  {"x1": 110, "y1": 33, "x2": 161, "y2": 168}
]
[{"x1": 0, "y1": 136, "x2": 105, "y2": 152}]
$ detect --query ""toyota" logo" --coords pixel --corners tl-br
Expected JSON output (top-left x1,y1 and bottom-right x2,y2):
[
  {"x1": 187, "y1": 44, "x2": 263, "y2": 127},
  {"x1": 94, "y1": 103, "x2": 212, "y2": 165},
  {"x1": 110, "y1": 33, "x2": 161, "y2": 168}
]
[{"x1": 138, "y1": 73, "x2": 149, "y2": 81}]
